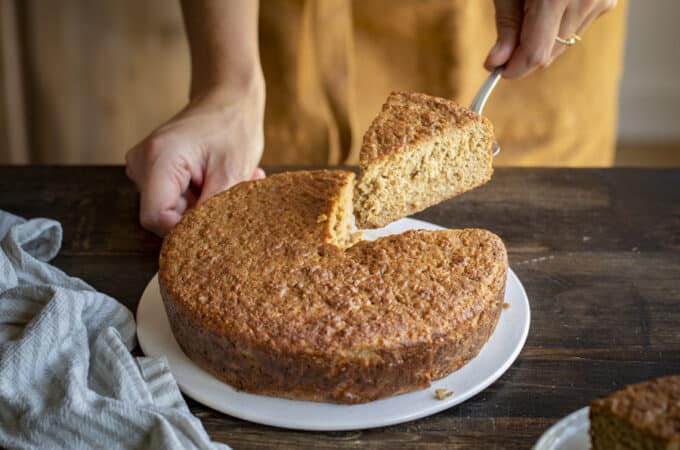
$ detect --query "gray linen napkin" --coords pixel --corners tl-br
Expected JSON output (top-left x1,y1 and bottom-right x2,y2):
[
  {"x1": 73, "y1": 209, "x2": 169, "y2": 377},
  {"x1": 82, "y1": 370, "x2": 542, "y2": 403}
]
[{"x1": 0, "y1": 210, "x2": 230, "y2": 450}]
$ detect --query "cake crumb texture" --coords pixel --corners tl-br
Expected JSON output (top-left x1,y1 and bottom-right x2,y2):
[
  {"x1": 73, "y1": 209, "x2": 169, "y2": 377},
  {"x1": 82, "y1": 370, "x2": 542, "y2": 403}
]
[{"x1": 355, "y1": 91, "x2": 494, "y2": 229}]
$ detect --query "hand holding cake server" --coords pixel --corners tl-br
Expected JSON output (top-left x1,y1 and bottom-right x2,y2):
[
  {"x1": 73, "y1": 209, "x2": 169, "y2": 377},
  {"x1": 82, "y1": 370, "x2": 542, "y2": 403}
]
[{"x1": 125, "y1": 0, "x2": 617, "y2": 236}]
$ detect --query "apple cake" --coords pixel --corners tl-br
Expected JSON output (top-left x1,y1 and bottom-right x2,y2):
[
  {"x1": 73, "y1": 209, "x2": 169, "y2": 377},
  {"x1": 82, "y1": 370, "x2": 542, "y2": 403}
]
[{"x1": 159, "y1": 170, "x2": 507, "y2": 404}]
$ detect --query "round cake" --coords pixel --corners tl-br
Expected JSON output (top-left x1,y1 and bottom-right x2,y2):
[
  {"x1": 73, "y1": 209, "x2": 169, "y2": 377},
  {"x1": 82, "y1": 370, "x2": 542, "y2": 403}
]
[{"x1": 159, "y1": 170, "x2": 507, "y2": 404}]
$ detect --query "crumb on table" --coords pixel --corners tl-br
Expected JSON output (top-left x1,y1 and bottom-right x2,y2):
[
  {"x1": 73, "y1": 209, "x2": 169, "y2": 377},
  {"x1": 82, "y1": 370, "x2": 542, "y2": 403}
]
[{"x1": 502, "y1": 302, "x2": 510, "y2": 309}]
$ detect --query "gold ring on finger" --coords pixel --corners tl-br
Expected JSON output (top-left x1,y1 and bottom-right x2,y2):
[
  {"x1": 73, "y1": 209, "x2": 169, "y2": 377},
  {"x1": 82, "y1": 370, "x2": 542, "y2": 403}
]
[{"x1": 555, "y1": 33, "x2": 581, "y2": 46}]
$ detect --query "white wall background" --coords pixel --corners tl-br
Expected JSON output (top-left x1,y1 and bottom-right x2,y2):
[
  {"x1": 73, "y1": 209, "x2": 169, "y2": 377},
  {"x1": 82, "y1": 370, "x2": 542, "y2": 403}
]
[{"x1": 618, "y1": 0, "x2": 680, "y2": 141}]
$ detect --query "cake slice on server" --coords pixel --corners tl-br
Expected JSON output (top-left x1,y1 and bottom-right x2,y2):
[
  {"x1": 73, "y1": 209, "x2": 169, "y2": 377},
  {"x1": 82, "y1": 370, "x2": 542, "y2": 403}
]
[{"x1": 354, "y1": 91, "x2": 495, "y2": 229}]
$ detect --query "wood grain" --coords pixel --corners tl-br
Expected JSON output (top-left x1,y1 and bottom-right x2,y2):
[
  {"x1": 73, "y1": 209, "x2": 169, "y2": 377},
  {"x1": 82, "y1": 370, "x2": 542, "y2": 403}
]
[{"x1": 0, "y1": 166, "x2": 678, "y2": 449}]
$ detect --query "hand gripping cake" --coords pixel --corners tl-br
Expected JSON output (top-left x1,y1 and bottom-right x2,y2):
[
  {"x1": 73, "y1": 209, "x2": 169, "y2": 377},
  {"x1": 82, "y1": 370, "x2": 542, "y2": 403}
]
[
  {"x1": 159, "y1": 170, "x2": 507, "y2": 404},
  {"x1": 354, "y1": 91, "x2": 494, "y2": 229},
  {"x1": 590, "y1": 375, "x2": 680, "y2": 449}
]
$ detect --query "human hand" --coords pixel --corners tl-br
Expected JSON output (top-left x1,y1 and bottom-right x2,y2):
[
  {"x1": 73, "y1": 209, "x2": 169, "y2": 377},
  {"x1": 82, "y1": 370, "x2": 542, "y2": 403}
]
[
  {"x1": 485, "y1": 0, "x2": 617, "y2": 79},
  {"x1": 126, "y1": 80, "x2": 265, "y2": 236}
]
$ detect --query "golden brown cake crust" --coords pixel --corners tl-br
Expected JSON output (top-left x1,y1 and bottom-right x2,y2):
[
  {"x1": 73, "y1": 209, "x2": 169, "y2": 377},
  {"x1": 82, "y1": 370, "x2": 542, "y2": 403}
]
[
  {"x1": 159, "y1": 170, "x2": 507, "y2": 404},
  {"x1": 590, "y1": 375, "x2": 680, "y2": 441},
  {"x1": 359, "y1": 91, "x2": 491, "y2": 166}
]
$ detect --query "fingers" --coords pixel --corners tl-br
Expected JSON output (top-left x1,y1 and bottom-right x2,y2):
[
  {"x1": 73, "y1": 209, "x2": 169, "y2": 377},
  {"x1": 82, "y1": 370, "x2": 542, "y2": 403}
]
[
  {"x1": 126, "y1": 137, "x2": 204, "y2": 236},
  {"x1": 550, "y1": 0, "x2": 599, "y2": 62},
  {"x1": 550, "y1": 3, "x2": 582, "y2": 62},
  {"x1": 550, "y1": 0, "x2": 616, "y2": 63},
  {"x1": 127, "y1": 134, "x2": 263, "y2": 235},
  {"x1": 251, "y1": 167, "x2": 266, "y2": 180},
  {"x1": 503, "y1": 0, "x2": 569, "y2": 79},
  {"x1": 156, "y1": 185, "x2": 198, "y2": 232},
  {"x1": 485, "y1": 0, "x2": 523, "y2": 70},
  {"x1": 495, "y1": 0, "x2": 618, "y2": 78},
  {"x1": 139, "y1": 157, "x2": 192, "y2": 236}
]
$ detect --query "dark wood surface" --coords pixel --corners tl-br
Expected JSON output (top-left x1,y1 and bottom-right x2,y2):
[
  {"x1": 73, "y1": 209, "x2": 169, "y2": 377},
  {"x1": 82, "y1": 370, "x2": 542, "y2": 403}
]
[{"x1": 1, "y1": 166, "x2": 678, "y2": 449}]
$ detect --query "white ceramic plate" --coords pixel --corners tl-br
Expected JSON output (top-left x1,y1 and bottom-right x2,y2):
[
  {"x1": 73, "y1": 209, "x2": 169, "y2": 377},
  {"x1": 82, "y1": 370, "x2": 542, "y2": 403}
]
[
  {"x1": 533, "y1": 407, "x2": 590, "y2": 450},
  {"x1": 137, "y1": 217, "x2": 530, "y2": 431}
]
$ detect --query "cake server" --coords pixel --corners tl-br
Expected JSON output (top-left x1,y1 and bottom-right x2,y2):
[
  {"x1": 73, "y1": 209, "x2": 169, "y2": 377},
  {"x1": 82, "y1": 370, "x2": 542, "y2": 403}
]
[{"x1": 470, "y1": 66, "x2": 503, "y2": 157}]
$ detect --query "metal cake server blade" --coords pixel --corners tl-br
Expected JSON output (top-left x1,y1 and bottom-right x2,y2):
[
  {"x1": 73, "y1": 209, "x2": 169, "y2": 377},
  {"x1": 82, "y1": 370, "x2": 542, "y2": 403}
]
[{"x1": 470, "y1": 67, "x2": 503, "y2": 157}]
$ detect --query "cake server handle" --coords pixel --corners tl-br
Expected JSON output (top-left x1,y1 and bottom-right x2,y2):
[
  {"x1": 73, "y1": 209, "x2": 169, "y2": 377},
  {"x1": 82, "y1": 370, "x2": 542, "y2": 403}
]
[{"x1": 470, "y1": 66, "x2": 503, "y2": 157}]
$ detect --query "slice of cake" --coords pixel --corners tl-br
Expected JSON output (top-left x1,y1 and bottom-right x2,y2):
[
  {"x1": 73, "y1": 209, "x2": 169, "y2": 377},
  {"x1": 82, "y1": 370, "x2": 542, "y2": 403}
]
[
  {"x1": 590, "y1": 375, "x2": 680, "y2": 449},
  {"x1": 354, "y1": 91, "x2": 495, "y2": 229}
]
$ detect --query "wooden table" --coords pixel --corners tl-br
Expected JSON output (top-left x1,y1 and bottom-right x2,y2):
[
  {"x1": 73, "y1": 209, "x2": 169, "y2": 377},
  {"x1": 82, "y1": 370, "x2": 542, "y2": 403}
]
[{"x1": 1, "y1": 166, "x2": 678, "y2": 449}]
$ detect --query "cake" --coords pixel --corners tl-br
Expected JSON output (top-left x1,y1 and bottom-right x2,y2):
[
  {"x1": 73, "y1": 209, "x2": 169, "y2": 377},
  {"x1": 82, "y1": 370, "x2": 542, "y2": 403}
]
[
  {"x1": 354, "y1": 91, "x2": 495, "y2": 229},
  {"x1": 590, "y1": 375, "x2": 680, "y2": 449},
  {"x1": 159, "y1": 170, "x2": 507, "y2": 404}
]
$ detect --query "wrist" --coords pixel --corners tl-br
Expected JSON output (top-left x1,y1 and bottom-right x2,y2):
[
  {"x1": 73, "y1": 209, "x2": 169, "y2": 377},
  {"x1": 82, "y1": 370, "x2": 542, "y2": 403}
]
[
  {"x1": 189, "y1": 60, "x2": 264, "y2": 103},
  {"x1": 185, "y1": 67, "x2": 265, "y2": 141}
]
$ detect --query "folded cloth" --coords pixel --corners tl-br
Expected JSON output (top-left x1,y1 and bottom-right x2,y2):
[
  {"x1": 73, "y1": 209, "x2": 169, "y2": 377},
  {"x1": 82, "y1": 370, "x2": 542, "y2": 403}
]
[{"x1": 0, "y1": 210, "x2": 229, "y2": 450}]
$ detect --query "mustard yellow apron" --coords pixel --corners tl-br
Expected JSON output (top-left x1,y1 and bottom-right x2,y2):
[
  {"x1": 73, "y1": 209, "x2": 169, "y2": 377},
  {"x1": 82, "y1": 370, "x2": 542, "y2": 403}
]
[{"x1": 259, "y1": 0, "x2": 627, "y2": 167}]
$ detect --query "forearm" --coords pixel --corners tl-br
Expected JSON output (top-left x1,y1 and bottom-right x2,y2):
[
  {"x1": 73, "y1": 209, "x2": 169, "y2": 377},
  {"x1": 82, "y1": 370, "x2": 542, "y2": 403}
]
[{"x1": 180, "y1": 0, "x2": 262, "y2": 98}]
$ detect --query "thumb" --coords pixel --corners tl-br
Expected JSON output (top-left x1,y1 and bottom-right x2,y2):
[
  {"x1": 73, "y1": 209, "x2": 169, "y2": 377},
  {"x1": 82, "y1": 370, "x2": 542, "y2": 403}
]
[{"x1": 485, "y1": 0, "x2": 523, "y2": 70}]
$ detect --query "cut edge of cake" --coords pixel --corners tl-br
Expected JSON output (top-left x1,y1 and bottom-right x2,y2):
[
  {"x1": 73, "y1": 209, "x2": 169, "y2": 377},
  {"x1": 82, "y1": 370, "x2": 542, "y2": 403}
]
[
  {"x1": 321, "y1": 171, "x2": 355, "y2": 248},
  {"x1": 354, "y1": 91, "x2": 495, "y2": 229}
]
